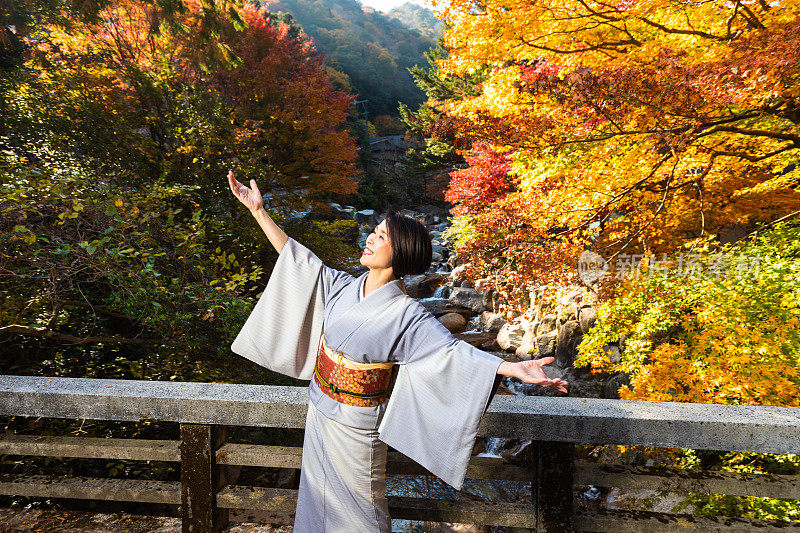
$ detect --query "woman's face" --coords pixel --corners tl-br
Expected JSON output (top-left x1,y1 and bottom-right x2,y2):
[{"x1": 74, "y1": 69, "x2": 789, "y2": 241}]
[{"x1": 360, "y1": 219, "x2": 393, "y2": 271}]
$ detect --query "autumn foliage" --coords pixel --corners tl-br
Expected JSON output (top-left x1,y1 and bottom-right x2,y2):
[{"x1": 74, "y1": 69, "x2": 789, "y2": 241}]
[
  {"x1": 432, "y1": 0, "x2": 800, "y2": 309},
  {"x1": 218, "y1": 4, "x2": 358, "y2": 194},
  {"x1": 576, "y1": 221, "x2": 800, "y2": 406},
  {"x1": 425, "y1": 0, "x2": 800, "y2": 409},
  {"x1": 444, "y1": 143, "x2": 512, "y2": 215},
  {"x1": 24, "y1": 0, "x2": 358, "y2": 197}
]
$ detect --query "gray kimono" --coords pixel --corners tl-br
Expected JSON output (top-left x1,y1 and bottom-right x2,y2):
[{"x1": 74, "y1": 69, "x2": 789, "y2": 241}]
[{"x1": 231, "y1": 238, "x2": 503, "y2": 532}]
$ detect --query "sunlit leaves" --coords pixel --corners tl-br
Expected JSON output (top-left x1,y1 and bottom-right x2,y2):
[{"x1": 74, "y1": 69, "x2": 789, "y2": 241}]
[
  {"x1": 576, "y1": 221, "x2": 800, "y2": 407},
  {"x1": 430, "y1": 0, "x2": 800, "y2": 314}
]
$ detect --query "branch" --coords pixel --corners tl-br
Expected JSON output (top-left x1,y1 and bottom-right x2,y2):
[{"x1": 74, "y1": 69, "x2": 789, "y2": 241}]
[
  {"x1": 697, "y1": 126, "x2": 800, "y2": 143},
  {"x1": 61, "y1": 300, "x2": 143, "y2": 322},
  {"x1": 574, "y1": 0, "x2": 625, "y2": 22},
  {"x1": 638, "y1": 17, "x2": 724, "y2": 41},
  {"x1": 550, "y1": 152, "x2": 673, "y2": 238},
  {"x1": 529, "y1": 109, "x2": 770, "y2": 151},
  {"x1": 0, "y1": 325, "x2": 174, "y2": 346},
  {"x1": 738, "y1": 4, "x2": 766, "y2": 29},
  {"x1": 741, "y1": 209, "x2": 800, "y2": 241},
  {"x1": 518, "y1": 36, "x2": 638, "y2": 55},
  {"x1": 711, "y1": 142, "x2": 799, "y2": 163},
  {"x1": 725, "y1": 1, "x2": 741, "y2": 41},
  {"x1": 608, "y1": 150, "x2": 678, "y2": 258}
]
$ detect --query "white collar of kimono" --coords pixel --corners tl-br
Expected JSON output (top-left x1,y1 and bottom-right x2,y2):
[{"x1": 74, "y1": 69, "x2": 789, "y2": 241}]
[{"x1": 358, "y1": 272, "x2": 407, "y2": 302}]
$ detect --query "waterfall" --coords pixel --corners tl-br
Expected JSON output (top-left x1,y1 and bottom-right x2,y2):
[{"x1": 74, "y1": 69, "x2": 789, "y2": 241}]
[
  {"x1": 477, "y1": 437, "x2": 504, "y2": 458},
  {"x1": 432, "y1": 284, "x2": 451, "y2": 299}
]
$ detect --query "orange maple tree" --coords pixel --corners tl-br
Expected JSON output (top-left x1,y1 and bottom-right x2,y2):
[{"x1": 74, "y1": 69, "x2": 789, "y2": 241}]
[
  {"x1": 444, "y1": 142, "x2": 513, "y2": 215},
  {"x1": 217, "y1": 4, "x2": 358, "y2": 195}
]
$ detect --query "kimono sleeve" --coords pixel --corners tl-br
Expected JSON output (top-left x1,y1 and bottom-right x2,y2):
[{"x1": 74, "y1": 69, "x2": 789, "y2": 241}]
[
  {"x1": 378, "y1": 309, "x2": 504, "y2": 489},
  {"x1": 230, "y1": 237, "x2": 352, "y2": 379}
]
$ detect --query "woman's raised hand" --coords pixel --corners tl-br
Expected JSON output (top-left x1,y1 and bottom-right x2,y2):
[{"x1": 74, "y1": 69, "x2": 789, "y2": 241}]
[
  {"x1": 227, "y1": 170, "x2": 263, "y2": 213},
  {"x1": 498, "y1": 357, "x2": 568, "y2": 393}
]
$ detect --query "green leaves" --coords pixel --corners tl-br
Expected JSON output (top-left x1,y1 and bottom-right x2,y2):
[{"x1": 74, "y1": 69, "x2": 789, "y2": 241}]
[
  {"x1": 576, "y1": 220, "x2": 800, "y2": 407},
  {"x1": 12, "y1": 224, "x2": 37, "y2": 244}
]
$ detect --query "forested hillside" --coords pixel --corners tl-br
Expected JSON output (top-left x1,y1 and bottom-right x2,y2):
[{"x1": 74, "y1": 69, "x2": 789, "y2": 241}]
[
  {"x1": 387, "y1": 3, "x2": 443, "y2": 40},
  {"x1": 261, "y1": 0, "x2": 436, "y2": 116}
]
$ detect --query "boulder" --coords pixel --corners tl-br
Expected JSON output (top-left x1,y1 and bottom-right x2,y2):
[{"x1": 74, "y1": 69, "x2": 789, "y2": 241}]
[
  {"x1": 603, "y1": 344, "x2": 622, "y2": 365},
  {"x1": 450, "y1": 264, "x2": 468, "y2": 284},
  {"x1": 578, "y1": 306, "x2": 597, "y2": 333},
  {"x1": 556, "y1": 290, "x2": 584, "y2": 325},
  {"x1": 555, "y1": 320, "x2": 583, "y2": 368},
  {"x1": 515, "y1": 328, "x2": 538, "y2": 360},
  {"x1": 497, "y1": 323, "x2": 525, "y2": 352},
  {"x1": 604, "y1": 372, "x2": 630, "y2": 399},
  {"x1": 439, "y1": 312, "x2": 467, "y2": 333},
  {"x1": 556, "y1": 305, "x2": 578, "y2": 326},
  {"x1": 340, "y1": 205, "x2": 356, "y2": 217},
  {"x1": 466, "y1": 315, "x2": 483, "y2": 332},
  {"x1": 481, "y1": 312, "x2": 507, "y2": 334},
  {"x1": 434, "y1": 263, "x2": 452, "y2": 274},
  {"x1": 455, "y1": 331, "x2": 497, "y2": 347},
  {"x1": 418, "y1": 204, "x2": 449, "y2": 218},
  {"x1": 536, "y1": 313, "x2": 558, "y2": 336},
  {"x1": 449, "y1": 287, "x2": 486, "y2": 312},
  {"x1": 460, "y1": 280, "x2": 474, "y2": 289},
  {"x1": 563, "y1": 367, "x2": 606, "y2": 398},
  {"x1": 482, "y1": 290, "x2": 499, "y2": 313},
  {"x1": 404, "y1": 273, "x2": 448, "y2": 299},
  {"x1": 285, "y1": 208, "x2": 311, "y2": 222},
  {"x1": 559, "y1": 289, "x2": 584, "y2": 307},
  {"x1": 404, "y1": 275, "x2": 429, "y2": 299},
  {"x1": 535, "y1": 330, "x2": 559, "y2": 359},
  {"x1": 419, "y1": 299, "x2": 472, "y2": 318}
]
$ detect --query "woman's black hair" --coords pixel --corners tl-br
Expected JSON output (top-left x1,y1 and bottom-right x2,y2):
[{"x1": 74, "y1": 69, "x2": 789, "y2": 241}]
[{"x1": 384, "y1": 210, "x2": 432, "y2": 277}]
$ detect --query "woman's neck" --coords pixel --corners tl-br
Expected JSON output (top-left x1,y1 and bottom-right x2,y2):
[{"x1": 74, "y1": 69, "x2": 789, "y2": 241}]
[{"x1": 364, "y1": 268, "x2": 396, "y2": 297}]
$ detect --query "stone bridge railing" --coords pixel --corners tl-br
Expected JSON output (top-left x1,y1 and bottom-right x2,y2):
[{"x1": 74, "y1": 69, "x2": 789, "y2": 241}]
[{"x1": 0, "y1": 375, "x2": 799, "y2": 532}]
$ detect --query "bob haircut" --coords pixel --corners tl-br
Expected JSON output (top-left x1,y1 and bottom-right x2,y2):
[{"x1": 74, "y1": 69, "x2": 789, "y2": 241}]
[{"x1": 384, "y1": 211, "x2": 432, "y2": 277}]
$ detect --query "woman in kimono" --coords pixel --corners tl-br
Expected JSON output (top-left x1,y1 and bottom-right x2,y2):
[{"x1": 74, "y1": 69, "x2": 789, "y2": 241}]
[{"x1": 226, "y1": 171, "x2": 568, "y2": 532}]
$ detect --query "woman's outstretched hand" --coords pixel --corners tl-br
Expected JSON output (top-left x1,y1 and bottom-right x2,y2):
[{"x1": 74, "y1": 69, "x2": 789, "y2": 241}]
[
  {"x1": 227, "y1": 170, "x2": 263, "y2": 213},
  {"x1": 497, "y1": 357, "x2": 568, "y2": 393}
]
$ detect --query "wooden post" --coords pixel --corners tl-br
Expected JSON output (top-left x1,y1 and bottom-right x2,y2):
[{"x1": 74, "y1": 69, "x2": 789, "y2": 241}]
[
  {"x1": 531, "y1": 440, "x2": 574, "y2": 532},
  {"x1": 180, "y1": 424, "x2": 228, "y2": 533}
]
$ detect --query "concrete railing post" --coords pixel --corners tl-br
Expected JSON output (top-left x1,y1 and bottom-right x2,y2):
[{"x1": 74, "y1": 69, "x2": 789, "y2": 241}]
[
  {"x1": 180, "y1": 424, "x2": 228, "y2": 533},
  {"x1": 532, "y1": 440, "x2": 574, "y2": 532}
]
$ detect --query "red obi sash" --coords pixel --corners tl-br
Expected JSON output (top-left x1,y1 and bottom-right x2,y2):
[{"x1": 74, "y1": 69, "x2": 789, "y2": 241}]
[{"x1": 314, "y1": 337, "x2": 397, "y2": 407}]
